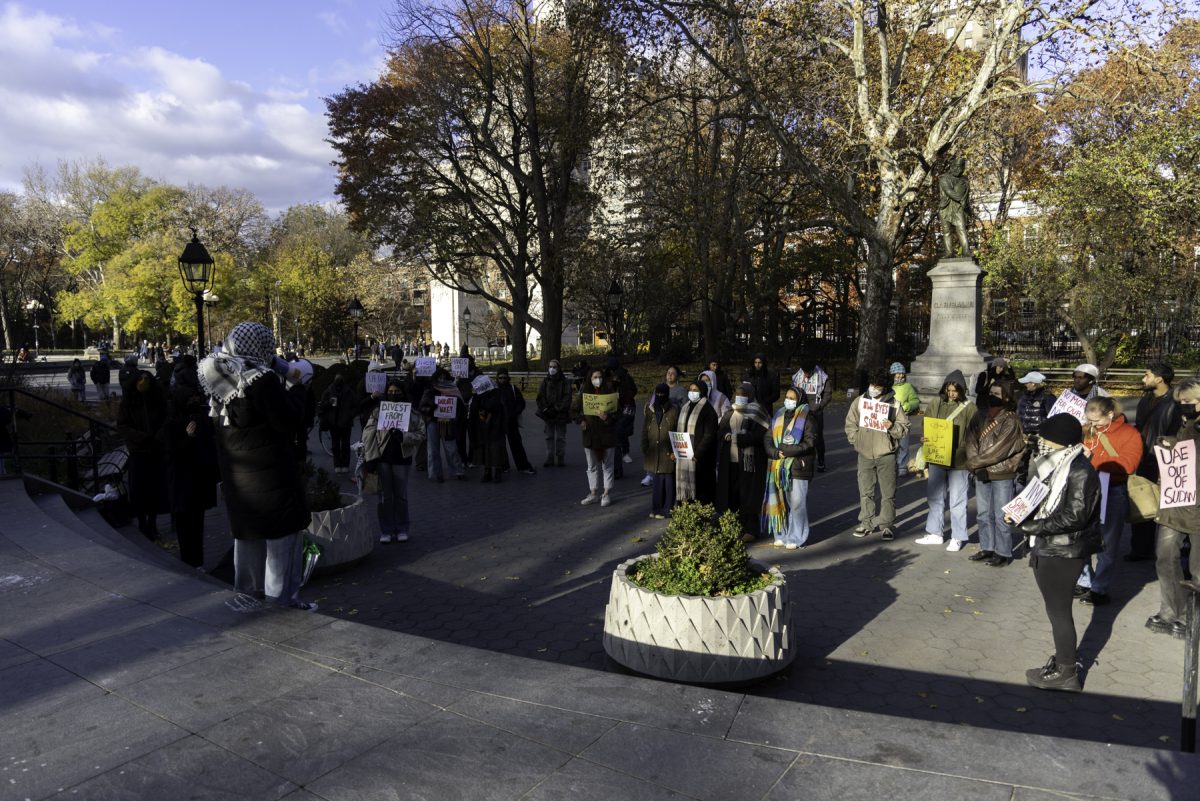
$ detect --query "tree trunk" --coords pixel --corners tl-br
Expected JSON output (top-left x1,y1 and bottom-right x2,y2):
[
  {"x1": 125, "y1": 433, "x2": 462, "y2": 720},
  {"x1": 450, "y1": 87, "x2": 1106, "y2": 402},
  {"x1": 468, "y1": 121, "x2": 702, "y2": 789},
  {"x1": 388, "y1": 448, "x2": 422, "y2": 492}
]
[
  {"x1": 0, "y1": 288, "x2": 12, "y2": 351},
  {"x1": 539, "y1": 270, "x2": 564, "y2": 367},
  {"x1": 854, "y1": 239, "x2": 895, "y2": 389}
]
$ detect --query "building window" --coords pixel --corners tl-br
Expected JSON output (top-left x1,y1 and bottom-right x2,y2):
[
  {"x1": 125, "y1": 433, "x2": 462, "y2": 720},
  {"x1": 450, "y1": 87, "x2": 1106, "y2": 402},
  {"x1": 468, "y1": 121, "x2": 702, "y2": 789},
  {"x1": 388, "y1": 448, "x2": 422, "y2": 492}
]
[
  {"x1": 1023, "y1": 223, "x2": 1040, "y2": 243},
  {"x1": 1021, "y1": 299, "x2": 1036, "y2": 321},
  {"x1": 411, "y1": 289, "x2": 427, "y2": 306}
]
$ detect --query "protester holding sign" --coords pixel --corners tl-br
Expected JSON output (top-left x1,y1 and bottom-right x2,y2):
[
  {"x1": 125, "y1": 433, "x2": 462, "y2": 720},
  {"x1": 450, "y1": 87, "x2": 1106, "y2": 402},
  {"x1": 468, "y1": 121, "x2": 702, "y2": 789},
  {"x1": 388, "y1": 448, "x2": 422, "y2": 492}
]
[
  {"x1": 915, "y1": 371, "x2": 976, "y2": 552},
  {"x1": 844, "y1": 368, "x2": 909, "y2": 540},
  {"x1": 1127, "y1": 362, "x2": 1181, "y2": 561},
  {"x1": 472, "y1": 374, "x2": 509, "y2": 483},
  {"x1": 1074, "y1": 397, "x2": 1142, "y2": 606},
  {"x1": 641, "y1": 384, "x2": 680, "y2": 519},
  {"x1": 717, "y1": 383, "x2": 772, "y2": 540},
  {"x1": 418, "y1": 369, "x2": 466, "y2": 483},
  {"x1": 1010, "y1": 414, "x2": 1101, "y2": 692},
  {"x1": 495, "y1": 368, "x2": 536, "y2": 476},
  {"x1": 1147, "y1": 378, "x2": 1200, "y2": 639},
  {"x1": 675, "y1": 380, "x2": 719, "y2": 505},
  {"x1": 762, "y1": 386, "x2": 817, "y2": 549},
  {"x1": 572, "y1": 368, "x2": 619, "y2": 507},
  {"x1": 362, "y1": 381, "x2": 425, "y2": 543},
  {"x1": 536, "y1": 359, "x2": 572, "y2": 467},
  {"x1": 964, "y1": 383, "x2": 1026, "y2": 566}
]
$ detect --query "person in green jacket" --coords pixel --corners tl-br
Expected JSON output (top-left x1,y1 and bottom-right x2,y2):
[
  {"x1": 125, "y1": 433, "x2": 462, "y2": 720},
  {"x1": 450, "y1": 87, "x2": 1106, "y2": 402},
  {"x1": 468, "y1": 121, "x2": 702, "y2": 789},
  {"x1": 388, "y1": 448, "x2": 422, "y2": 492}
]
[
  {"x1": 914, "y1": 371, "x2": 976, "y2": 551},
  {"x1": 891, "y1": 362, "x2": 922, "y2": 477}
]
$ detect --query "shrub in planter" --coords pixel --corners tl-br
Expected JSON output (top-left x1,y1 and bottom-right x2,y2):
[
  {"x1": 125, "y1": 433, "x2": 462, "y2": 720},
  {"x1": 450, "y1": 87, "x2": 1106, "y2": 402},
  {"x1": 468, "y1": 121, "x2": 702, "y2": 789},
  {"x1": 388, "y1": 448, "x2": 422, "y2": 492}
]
[
  {"x1": 300, "y1": 461, "x2": 344, "y2": 512},
  {"x1": 630, "y1": 502, "x2": 771, "y2": 596}
]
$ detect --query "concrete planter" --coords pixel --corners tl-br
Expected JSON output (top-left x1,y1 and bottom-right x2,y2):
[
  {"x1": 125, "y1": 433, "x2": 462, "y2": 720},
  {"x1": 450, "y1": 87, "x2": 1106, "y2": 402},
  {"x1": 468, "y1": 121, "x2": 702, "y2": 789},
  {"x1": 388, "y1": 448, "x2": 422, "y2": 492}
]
[
  {"x1": 602, "y1": 554, "x2": 793, "y2": 684},
  {"x1": 305, "y1": 492, "x2": 375, "y2": 572}
]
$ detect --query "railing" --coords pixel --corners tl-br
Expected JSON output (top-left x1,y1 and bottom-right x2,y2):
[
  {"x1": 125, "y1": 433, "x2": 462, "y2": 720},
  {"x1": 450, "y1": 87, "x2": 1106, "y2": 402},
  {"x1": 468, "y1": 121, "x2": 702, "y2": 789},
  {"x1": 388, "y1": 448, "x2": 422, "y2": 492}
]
[{"x1": 1, "y1": 385, "x2": 126, "y2": 496}]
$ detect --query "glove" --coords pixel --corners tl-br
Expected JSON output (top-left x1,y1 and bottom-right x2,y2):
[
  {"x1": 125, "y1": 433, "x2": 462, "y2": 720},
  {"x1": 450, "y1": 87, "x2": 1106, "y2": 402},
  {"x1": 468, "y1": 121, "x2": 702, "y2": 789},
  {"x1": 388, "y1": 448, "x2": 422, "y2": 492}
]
[{"x1": 974, "y1": 469, "x2": 990, "y2": 484}]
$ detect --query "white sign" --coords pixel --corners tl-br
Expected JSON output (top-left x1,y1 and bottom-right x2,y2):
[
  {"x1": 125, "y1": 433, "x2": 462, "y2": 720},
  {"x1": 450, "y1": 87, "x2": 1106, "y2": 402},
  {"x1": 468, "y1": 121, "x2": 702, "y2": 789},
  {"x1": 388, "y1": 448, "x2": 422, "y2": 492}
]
[
  {"x1": 1099, "y1": 471, "x2": 1110, "y2": 524},
  {"x1": 450, "y1": 357, "x2": 470, "y2": 378},
  {"x1": 434, "y1": 395, "x2": 458, "y2": 420},
  {"x1": 377, "y1": 401, "x2": 411, "y2": 432},
  {"x1": 858, "y1": 398, "x2": 892, "y2": 432},
  {"x1": 1048, "y1": 392, "x2": 1088, "y2": 424},
  {"x1": 1156, "y1": 439, "x2": 1197, "y2": 510},
  {"x1": 1002, "y1": 480, "x2": 1050, "y2": 525},
  {"x1": 414, "y1": 357, "x2": 437, "y2": 377},
  {"x1": 669, "y1": 431, "x2": 694, "y2": 460},
  {"x1": 365, "y1": 371, "x2": 387, "y2": 394}
]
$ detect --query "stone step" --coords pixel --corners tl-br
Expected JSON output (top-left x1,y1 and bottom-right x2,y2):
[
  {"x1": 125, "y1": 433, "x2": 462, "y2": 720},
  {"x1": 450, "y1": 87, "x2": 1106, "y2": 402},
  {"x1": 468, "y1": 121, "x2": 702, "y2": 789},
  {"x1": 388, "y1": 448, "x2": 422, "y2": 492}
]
[{"x1": 33, "y1": 492, "x2": 143, "y2": 561}]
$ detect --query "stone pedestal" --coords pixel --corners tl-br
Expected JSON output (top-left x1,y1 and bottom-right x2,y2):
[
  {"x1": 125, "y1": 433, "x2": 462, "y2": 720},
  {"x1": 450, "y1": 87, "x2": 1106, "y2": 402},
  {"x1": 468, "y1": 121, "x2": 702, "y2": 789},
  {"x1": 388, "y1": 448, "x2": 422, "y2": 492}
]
[{"x1": 909, "y1": 257, "x2": 990, "y2": 402}]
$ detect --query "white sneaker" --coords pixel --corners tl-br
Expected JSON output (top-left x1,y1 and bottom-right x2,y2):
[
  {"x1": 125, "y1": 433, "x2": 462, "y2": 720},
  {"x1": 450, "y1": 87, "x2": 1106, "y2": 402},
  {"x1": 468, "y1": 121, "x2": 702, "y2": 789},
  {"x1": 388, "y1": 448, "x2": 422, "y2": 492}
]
[
  {"x1": 379, "y1": 533, "x2": 392, "y2": 543},
  {"x1": 395, "y1": 532, "x2": 409, "y2": 542},
  {"x1": 581, "y1": 494, "x2": 599, "y2": 505},
  {"x1": 946, "y1": 540, "x2": 965, "y2": 552},
  {"x1": 915, "y1": 533, "x2": 945, "y2": 546},
  {"x1": 784, "y1": 543, "x2": 799, "y2": 550},
  {"x1": 640, "y1": 475, "x2": 653, "y2": 487},
  {"x1": 622, "y1": 454, "x2": 634, "y2": 464},
  {"x1": 774, "y1": 539, "x2": 785, "y2": 547},
  {"x1": 600, "y1": 495, "x2": 612, "y2": 507}
]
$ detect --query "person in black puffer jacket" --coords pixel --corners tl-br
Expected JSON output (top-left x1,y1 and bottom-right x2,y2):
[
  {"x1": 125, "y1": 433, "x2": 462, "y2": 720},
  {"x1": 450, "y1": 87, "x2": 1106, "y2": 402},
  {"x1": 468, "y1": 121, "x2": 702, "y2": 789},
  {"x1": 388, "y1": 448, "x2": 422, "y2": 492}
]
[
  {"x1": 200, "y1": 322, "x2": 314, "y2": 610},
  {"x1": 164, "y1": 355, "x2": 219, "y2": 568},
  {"x1": 536, "y1": 359, "x2": 572, "y2": 467},
  {"x1": 318, "y1": 374, "x2": 358, "y2": 473},
  {"x1": 1012, "y1": 414, "x2": 1101, "y2": 692}
]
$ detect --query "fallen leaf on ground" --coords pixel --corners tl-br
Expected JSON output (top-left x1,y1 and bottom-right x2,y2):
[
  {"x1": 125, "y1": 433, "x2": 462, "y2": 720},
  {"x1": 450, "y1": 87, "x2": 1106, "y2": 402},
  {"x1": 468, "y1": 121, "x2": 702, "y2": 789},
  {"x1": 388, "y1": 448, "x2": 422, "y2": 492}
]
[{"x1": 1015, "y1": 707, "x2": 1027, "y2": 713}]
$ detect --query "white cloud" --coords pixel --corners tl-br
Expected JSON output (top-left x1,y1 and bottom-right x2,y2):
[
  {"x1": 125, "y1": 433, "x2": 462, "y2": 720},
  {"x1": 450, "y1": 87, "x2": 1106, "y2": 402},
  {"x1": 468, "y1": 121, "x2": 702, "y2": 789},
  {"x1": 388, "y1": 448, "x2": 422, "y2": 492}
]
[
  {"x1": 318, "y1": 11, "x2": 348, "y2": 36},
  {"x1": 0, "y1": 4, "x2": 340, "y2": 213}
]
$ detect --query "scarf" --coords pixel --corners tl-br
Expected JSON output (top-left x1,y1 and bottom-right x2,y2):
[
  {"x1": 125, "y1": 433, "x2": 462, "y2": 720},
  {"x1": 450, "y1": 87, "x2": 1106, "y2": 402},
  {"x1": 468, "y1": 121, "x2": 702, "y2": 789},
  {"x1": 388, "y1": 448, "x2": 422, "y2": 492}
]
[
  {"x1": 729, "y1": 401, "x2": 772, "y2": 466},
  {"x1": 762, "y1": 406, "x2": 808, "y2": 537},
  {"x1": 1030, "y1": 444, "x2": 1085, "y2": 521},
  {"x1": 792, "y1": 367, "x2": 828, "y2": 401},
  {"x1": 676, "y1": 397, "x2": 708, "y2": 501},
  {"x1": 700, "y1": 370, "x2": 731, "y2": 419},
  {"x1": 198, "y1": 322, "x2": 275, "y2": 426}
]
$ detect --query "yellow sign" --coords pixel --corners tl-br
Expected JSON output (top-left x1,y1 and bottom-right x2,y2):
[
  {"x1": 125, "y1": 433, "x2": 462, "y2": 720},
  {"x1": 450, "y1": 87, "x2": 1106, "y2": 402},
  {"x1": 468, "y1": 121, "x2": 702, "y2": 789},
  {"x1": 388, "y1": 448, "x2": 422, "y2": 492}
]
[
  {"x1": 582, "y1": 393, "x2": 618, "y2": 416},
  {"x1": 924, "y1": 417, "x2": 956, "y2": 467}
]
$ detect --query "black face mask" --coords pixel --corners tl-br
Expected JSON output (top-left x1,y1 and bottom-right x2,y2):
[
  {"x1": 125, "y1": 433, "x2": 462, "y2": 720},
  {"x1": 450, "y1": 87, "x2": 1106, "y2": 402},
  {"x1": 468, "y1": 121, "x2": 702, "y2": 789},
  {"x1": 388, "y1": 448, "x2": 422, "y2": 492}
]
[
  {"x1": 1182, "y1": 407, "x2": 1200, "y2": 421},
  {"x1": 654, "y1": 394, "x2": 668, "y2": 404},
  {"x1": 988, "y1": 395, "x2": 1005, "y2": 408}
]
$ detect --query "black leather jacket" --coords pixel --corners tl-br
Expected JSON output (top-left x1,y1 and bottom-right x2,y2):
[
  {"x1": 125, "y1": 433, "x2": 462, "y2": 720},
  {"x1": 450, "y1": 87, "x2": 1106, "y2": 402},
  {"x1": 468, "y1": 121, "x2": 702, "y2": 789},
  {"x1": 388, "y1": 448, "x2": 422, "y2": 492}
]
[
  {"x1": 1017, "y1": 452, "x2": 1103, "y2": 560},
  {"x1": 1135, "y1": 390, "x2": 1182, "y2": 481}
]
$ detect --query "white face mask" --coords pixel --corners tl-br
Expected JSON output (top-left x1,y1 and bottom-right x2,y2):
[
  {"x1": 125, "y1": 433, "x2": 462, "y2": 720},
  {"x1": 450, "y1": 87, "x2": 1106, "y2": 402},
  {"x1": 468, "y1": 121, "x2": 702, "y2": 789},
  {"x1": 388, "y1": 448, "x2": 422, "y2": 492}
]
[
  {"x1": 591, "y1": 377, "x2": 602, "y2": 388},
  {"x1": 733, "y1": 396, "x2": 748, "y2": 408},
  {"x1": 548, "y1": 367, "x2": 558, "y2": 376},
  {"x1": 783, "y1": 398, "x2": 798, "y2": 411},
  {"x1": 868, "y1": 386, "x2": 882, "y2": 398},
  {"x1": 687, "y1": 391, "x2": 701, "y2": 403}
]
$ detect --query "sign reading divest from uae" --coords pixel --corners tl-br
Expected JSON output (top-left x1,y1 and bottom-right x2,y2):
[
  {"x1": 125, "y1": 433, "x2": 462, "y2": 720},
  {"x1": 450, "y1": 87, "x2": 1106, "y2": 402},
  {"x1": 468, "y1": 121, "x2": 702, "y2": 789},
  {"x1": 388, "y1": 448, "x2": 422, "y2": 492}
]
[
  {"x1": 669, "y1": 432, "x2": 694, "y2": 460},
  {"x1": 365, "y1": 371, "x2": 387, "y2": 394},
  {"x1": 1048, "y1": 392, "x2": 1088, "y2": 424},
  {"x1": 450, "y1": 357, "x2": 470, "y2": 378},
  {"x1": 582, "y1": 393, "x2": 619, "y2": 416},
  {"x1": 434, "y1": 396, "x2": 458, "y2": 420},
  {"x1": 377, "y1": 401, "x2": 411, "y2": 431},
  {"x1": 923, "y1": 417, "x2": 955, "y2": 466},
  {"x1": 858, "y1": 398, "x2": 892, "y2": 432},
  {"x1": 414, "y1": 357, "x2": 436, "y2": 377},
  {"x1": 1156, "y1": 439, "x2": 1197, "y2": 509}
]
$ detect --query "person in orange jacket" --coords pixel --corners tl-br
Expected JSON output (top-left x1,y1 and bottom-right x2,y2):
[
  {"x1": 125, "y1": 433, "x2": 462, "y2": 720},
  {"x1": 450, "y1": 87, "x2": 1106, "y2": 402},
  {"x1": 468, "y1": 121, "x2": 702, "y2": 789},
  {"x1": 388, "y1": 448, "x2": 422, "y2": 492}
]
[{"x1": 1074, "y1": 396, "x2": 1142, "y2": 606}]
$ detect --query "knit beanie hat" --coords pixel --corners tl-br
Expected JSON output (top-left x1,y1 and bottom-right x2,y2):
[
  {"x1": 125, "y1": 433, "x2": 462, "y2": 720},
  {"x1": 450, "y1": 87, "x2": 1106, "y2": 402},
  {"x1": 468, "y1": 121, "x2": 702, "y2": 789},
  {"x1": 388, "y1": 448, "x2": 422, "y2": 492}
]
[{"x1": 1040, "y1": 414, "x2": 1083, "y2": 447}]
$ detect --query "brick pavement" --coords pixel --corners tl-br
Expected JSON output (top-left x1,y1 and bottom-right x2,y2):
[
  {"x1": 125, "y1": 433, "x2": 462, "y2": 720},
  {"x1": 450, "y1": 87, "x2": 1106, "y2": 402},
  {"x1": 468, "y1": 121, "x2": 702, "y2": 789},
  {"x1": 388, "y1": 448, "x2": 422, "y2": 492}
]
[{"x1": 180, "y1": 401, "x2": 1191, "y2": 754}]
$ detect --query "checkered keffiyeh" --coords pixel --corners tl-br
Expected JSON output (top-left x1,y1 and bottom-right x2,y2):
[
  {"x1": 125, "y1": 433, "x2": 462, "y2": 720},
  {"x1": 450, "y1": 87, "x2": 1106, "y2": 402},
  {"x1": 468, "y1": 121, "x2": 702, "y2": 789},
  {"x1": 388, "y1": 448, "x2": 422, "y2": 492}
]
[{"x1": 199, "y1": 322, "x2": 275, "y2": 425}]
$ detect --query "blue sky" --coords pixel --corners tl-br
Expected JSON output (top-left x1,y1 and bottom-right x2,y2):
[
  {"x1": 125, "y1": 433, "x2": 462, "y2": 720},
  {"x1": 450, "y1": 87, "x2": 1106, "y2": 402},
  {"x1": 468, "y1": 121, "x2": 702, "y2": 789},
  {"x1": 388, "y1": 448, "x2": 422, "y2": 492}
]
[{"x1": 0, "y1": 1, "x2": 394, "y2": 211}]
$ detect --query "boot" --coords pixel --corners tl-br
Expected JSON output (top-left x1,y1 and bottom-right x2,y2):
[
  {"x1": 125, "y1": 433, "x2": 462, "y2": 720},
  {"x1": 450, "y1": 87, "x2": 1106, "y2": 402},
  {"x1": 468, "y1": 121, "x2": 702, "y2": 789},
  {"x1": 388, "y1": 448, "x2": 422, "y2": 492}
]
[
  {"x1": 481, "y1": 469, "x2": 493, "y2": 483},
  {"x1": 556, "y1": 456, "x2": 565, "y2": 467},
  {"x1": 1025, "y1": 655, "x2": 1081, "y2": 692}
]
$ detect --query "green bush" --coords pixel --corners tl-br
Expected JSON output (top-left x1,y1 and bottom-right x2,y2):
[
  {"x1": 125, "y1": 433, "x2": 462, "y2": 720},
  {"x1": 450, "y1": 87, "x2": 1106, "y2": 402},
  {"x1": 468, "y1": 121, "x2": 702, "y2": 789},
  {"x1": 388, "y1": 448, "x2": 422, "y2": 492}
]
[
  {"x1": 630, "y1": 501, "x2": 772, "y2": 597},
  {"x1": 299, "y1": 460, "x2": 344, "y2": 513}
]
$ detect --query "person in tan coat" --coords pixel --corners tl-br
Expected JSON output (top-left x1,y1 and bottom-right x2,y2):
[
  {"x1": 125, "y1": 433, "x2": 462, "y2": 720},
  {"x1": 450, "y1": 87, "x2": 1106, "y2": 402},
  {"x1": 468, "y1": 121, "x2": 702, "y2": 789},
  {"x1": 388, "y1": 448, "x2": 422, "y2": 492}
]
[{"x1": 845, "y1": 368, "x2": 910, "y2": 540}]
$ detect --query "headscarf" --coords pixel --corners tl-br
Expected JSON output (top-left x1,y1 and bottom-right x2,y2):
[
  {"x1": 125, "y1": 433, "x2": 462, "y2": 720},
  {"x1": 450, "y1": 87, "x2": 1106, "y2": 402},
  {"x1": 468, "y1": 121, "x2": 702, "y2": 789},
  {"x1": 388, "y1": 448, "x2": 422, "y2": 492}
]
[
  {"x1": 700, "y1": 369, "x2": 731, "y2": 418},
  {"x1": 198, "y1": 322, "x2": 275, "y2": 426},
  {"x1": 172, "y1": 354, "x2": 200, "y2": 391},
  {"x1": 650, "y1": 382, "x2": 670, "y2": 423}
]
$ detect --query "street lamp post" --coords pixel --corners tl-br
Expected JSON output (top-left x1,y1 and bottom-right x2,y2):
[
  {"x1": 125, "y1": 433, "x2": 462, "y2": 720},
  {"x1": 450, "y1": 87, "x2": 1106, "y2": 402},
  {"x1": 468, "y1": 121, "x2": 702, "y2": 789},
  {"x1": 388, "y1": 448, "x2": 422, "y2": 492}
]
[
  {"x1": 606, "y1": 279, "x2": 623, "y2": 355},
  {"x1": 202, "y1": 291, "x2": 219, "y2": 352},
  {"x1": 348, "y1": 297, "x2": 365, "y2": 359},
  {"x1": 178, "y1": 229, "x2": 215, "y2": 358},
  {"x1": 461, "y1": 306, "x2": 472, "y2": 353}
]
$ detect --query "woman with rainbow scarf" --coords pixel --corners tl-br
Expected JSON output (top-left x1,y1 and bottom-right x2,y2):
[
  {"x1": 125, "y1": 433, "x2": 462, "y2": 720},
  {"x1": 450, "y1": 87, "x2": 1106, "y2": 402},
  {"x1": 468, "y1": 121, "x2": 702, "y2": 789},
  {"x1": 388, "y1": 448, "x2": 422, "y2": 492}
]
[{"x1": 762, "y1": 386, "x2": 818, "y2": 549}]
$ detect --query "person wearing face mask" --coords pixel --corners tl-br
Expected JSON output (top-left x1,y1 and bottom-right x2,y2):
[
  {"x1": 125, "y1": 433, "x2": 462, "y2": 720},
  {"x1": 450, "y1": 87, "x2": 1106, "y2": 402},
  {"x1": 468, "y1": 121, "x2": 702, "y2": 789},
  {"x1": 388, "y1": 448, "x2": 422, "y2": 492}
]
[
  {"x1": 1010, "y1": 414, "x2": 1101, "y2": 692},
  {"x1": 642, "y1": 383, "x2": 680, "y2": 518},
  {"x1": 318, "y1": 373, "x2": 359, "y2": 474},
  {"x1": 417, "y1": 368, "x2": 467, "y2": 483},
  {"x1": 1073, "y1": 397, "x2": 1142, "y2": 606},
  {"x1": 845, "y1": 368, "x2": 909, "y2": 540},
  {"x1": 1147, "y1": 378, "x2": 1200, "y2": 639},
  {"x1": 676, "y1": 380, "x2": 719, "y2": 504},
  {"x1": 117, "y1": 369, "x2": 170, "y2": 540},
  {"x1": 963, "y1": 383, "x2": 1027, "y2": 565},
  {"x1": 641, "y1": 365, "x2": 688, "y2": 488},
  {"x1": 495, "y1": 368, "x2": 536, "y2": 475},
  {"x1": 699, "y1": 369, "x2": 732, "y2": 419},
  {"x1": 362, "y1": 380, "x2": 426, "y2": 542},
  {"x1": 1127, "y1": 362, "x2": 1181, "y2": 562},
  {"x1": 762, "y1": 386, "x2": 818, "y2": 549},
  {"x1": 792, "y1": 360, "x2": 833, "y2": 472},
  {"x1": 536, "y1": 359, "x2": 572, "y2": 467},
  {"x1": 572, "y1": 369, "x2": 618, "y2": 506},
  {"x1": 915, "y1": 371, "x2": 976, "y2": 552},
  {"x1": 717, "y1": 383, "x2": 772, "y2": 539}
]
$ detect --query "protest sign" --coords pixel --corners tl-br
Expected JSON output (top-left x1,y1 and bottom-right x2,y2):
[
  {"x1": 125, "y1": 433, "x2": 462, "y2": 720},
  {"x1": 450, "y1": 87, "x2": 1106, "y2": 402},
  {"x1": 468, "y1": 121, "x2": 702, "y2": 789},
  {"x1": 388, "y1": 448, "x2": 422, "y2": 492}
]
[
  {"x1": 858, "y1": 398, "x2": 892, "y2": 432},
  {"x1": 1099, "y1": 472, "x2": 1110, "y2": 524},
  {"x1": 434, "y1": 396, "x2": 458, "y2": 420},
  {"x1": 414, "y1": 357, "x2": 436, "y2": 377},
  {"x1": 582, "y1": 393, "x2": 619, "y2": 416},
  {"x1": 365, "y1": 371, "x2": 387, "y2": 394},
  {"x1": 1048, "y1": 392, "x2": 1088, "y2": 423},
  {"x1": 1156, "y1": 439, "x2": 1197, "y2": 510},
  {"x1": 377, "y1": 401, "x2": 411, "y2": 432},
  {"x1": 923, "y1": 417, "x2": 956, "y2": 467},
  {"x1": 669, "y1": 432, "x2": 694, "y2": 461},
  {"x1": 450, "y1": 357, "x2": 470, "y2": 378},
  {"x1": 1002, "y1": 480, "x2": 1050, "y2": 525}
]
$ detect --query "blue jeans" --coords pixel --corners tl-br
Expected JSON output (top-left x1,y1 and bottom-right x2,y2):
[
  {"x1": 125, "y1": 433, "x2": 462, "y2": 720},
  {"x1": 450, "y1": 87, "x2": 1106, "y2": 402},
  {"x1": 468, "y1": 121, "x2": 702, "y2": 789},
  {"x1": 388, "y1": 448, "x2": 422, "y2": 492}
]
[
  {"x1": 782, "y1": 479, "x2": 811, "y2": 546},
  {"x1": 897, "y1": 432, "x2": 911, "y2": 472},
  {"x1": 925, "y1": 465, "x2": 969, "y2": 542},
  {"x1": 234, "y1": 533, "x2": 304, "y2": 605},
  {"x1": 975, "y1": 478, "x2": 1015, "y2": 557},
  {"x1": 1078, "y1": 482, "x2": 1129, "y2": 595},
  {"x1": 426, "y1": 421, "x2": 464, "y2": 481},
  {"x1": 377, "y1": 462, "x2": 411, "y2": 537}
]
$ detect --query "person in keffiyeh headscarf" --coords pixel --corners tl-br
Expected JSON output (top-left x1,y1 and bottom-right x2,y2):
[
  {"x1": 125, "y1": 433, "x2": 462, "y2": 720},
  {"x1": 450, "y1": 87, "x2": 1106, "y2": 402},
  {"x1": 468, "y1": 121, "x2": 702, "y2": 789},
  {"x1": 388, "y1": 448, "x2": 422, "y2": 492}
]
[
  {"x1": 716, "y1": 382, "x2": 773, "y2": 541},
  {"x1": 198, "y1": 322, "x2": 317, "y2": 610}
]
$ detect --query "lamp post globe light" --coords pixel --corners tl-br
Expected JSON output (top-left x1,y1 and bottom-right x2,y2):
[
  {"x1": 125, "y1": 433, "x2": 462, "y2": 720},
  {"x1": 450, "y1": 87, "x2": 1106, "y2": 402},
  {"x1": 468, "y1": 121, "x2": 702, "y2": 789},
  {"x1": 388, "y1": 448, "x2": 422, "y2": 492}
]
[
  {"x1": 178, "y1": 229, "x2": 215, "y2": 357},
  {"x1": 348, "y1": 297, "x2": 365, "y2": 359}
]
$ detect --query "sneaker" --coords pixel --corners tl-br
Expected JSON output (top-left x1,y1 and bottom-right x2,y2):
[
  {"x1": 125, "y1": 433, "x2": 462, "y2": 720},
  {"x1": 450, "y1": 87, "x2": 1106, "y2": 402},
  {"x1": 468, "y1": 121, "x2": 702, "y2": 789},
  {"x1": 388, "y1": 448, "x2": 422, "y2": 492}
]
[
  {"x1": 784, "y1": 543, "x2": 799, "y2": 550},
  {"x1": 816, "y1": 461, "x2": 826, "y2": 473},
  {"x1": 946, "y1": 540, "x2": 965, "y2": 552},
  {"x1": 379, "y1": 533, "x2": 393, "y2": 543},
  {"x1": 395, "y1": 532, "x2": 409, "y2": 542},
  {"x1": 852, "y1": 525, "x2": 872, "y2": 538},
  {"x1": 581, "y1": 494, "x2": 599, "y2": 505},
  {"x1": 640, "y1": 475, "x2": 654, "y2": 487},
  {"x1": 1072, "y1": 584, "x2": 1090, "y2": 598},
  {"x1": 622, "y1": 454, "x2": 634, "y2": 464},
  {"x1": 600, "y1": 495, "x2": 611, "y2": 507},
  {"x1": 915, "y1": 533, "x2": 945, "y2": 546},
  {"x1": 1025, "y1": 655, "x2": 1081, "y2": 692},
  {"x1": 521, "y1": 468, "x2": 537, "y2": 475},
  {"x1": 288, "y1": 601, "x2": 319, "y2": 612},
  {"x1": 880, "y1": 528, "x2": 895, "y2": 541},
  {"x1": 653, "y1": 514, "x2": 666, "y2": 520},
  {"x1": 774, "y1": 539, "x2": 785, "y2": 547},
  {"x1": 1171, "y1": 621, "x2": 1187, "y2": 640}
]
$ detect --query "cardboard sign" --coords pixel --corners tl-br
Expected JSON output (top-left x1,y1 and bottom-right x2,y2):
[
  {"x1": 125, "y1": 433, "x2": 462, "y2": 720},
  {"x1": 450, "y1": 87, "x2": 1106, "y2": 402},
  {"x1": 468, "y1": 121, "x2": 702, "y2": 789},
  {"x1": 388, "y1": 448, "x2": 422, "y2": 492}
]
[
  {"x1": 1048, "y1": 392, "x2": 1088, "y2": 424},
  {"x1": 450, "y1": 357, "x2": 470, "y2": 378},
  {"x1": 858, "y1": 398, "x2": 892, "y2": 432},
  {"x1": 669, "y1": 431, "x2": 694, "y2": 460},
  {"x1": 1156, "y1": 439, "x2": 1197, "y2": 509},
  {"x1": 365, "y1": 371, "x2": 387, "y2": 394},
  {"x1": 434, "y1": 395, "x2": 458, "y2": 420},
  {"x1": 923, "y1": 417, "x2": 956, "y2": 467},
  {"x1": 582, "y1": 393, "x2": 618, "y2": 416},
  {"x1": 377, "y1": 401, "x2": 411, "y2": 432},
  {"x1": 1002, "y1": 480, "x2": 1050, "y2": 525},
  {"x1": 414, "y1": 357, "x2": 436, "y2": 377}
]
